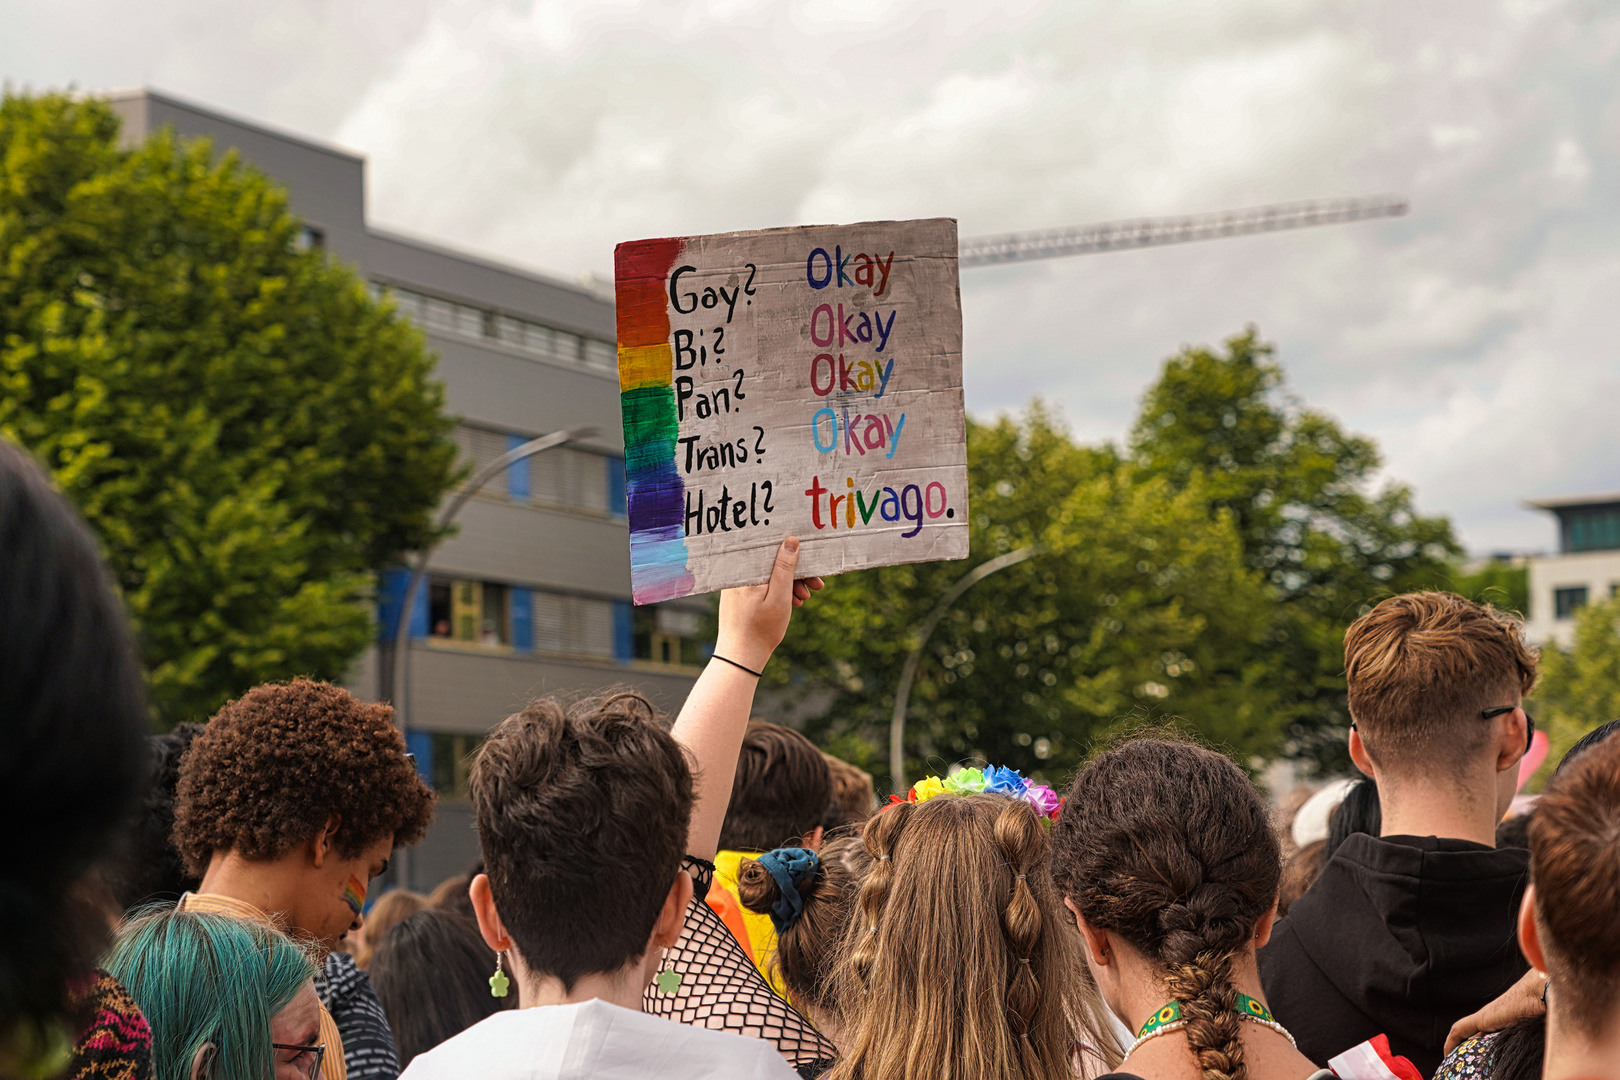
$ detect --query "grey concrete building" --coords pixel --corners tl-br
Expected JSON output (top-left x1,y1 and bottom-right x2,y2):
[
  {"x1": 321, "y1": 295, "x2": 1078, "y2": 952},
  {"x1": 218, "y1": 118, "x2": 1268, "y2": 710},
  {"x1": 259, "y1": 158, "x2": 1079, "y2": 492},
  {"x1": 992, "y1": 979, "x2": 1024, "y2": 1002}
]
[{"x1": 109, "y1": 89, "x2": 707, "y2": 888}]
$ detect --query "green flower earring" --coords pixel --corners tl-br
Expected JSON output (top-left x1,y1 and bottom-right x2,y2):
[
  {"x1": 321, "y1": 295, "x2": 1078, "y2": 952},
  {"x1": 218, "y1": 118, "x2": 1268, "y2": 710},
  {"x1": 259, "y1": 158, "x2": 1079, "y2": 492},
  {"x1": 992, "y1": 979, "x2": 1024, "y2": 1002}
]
[
  {"x1": 654, "y1": 948, "x2": 682, "y2": 995},
  {"x1": 489, "y1": 950, "x2": 510, "y2": 999}
]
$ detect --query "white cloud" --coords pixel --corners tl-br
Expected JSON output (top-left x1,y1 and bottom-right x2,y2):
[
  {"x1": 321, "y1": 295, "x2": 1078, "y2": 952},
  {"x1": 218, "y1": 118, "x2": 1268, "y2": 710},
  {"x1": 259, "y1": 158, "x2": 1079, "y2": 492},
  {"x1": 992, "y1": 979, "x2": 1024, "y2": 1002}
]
[{"x1": 3, "y1": 0, "x2": 1617, "y2": 554}]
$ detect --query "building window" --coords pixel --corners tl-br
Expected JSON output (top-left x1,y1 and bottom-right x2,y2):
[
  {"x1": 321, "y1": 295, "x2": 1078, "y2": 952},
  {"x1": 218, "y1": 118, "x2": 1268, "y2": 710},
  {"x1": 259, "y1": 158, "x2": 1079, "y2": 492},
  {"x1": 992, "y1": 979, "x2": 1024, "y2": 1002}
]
[
  {"x1": 1560, "y1": 503, "x2": 1620, "y2": 553},
  {"x1": 634, "y1": 604, "x2": 707, "y2": 667},
  {"x1": 375, "y1": 283, "x2": 613, "y2": 374},
  {"x1": 452, "y1": 424, "x2": 613, "y2": 516},
  {"x1": 1555, "y1": 586, "x2": 1590, "y2": 620},
  {"x1": 428, "y1": 733, "x2": 486, "y2": 799},
  {"x1": 296, "y1": 225, "x2": 325, "y2": 252},
  {"x1": 425, "y1": 575, "x2": 615, "y2": 659},
  {"x1": 428, "y1": 581, "x2": 453, "y2": 639}
]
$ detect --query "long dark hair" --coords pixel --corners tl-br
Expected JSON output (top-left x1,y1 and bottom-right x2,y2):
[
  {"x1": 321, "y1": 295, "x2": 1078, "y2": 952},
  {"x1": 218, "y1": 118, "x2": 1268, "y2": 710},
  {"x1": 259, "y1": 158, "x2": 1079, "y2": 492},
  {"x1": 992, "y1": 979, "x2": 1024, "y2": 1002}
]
[
  {"x1": 1051, "y1": 739, "x2": 1280, "y2": 1080},
  {"x1": 0, "y1": 439, "x2": 149, "y2": 1055},
  {"x1": 369, "y1": 909, "x2": 513, "y2": 1067}
]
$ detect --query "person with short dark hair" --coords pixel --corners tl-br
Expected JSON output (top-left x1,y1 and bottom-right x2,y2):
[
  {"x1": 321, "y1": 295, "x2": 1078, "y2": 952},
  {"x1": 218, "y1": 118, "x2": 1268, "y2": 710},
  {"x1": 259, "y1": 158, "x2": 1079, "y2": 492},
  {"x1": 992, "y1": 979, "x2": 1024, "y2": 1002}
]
[
  {"x1": 369, "y1": 909, "x2": 511, "y2": 1069},
  {"x1": 1259, "y1": 592, "x2": 1537, "y2": 1074},
  {"x1": 107, "y1": 724, "x2": 207, "y2": 912},
  {"x1": 0, "y1": 439, "x2": 151, "y2": 1078},
  {"x1": 708, "y1": 721, "x2": 832, "y2": 995},
  {"x1": 174, "y1": 678, "x2": 436, "y2": 1080},
  {"x1": 402, "y1": 539, "x2": 814, "y2": 1079}
]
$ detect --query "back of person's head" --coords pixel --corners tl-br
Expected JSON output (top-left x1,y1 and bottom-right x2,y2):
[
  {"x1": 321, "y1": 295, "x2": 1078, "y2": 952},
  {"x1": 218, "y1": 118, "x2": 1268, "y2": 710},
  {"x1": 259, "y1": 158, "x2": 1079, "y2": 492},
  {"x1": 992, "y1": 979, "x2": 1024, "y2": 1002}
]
[
  {"x1": 829, "y1": 792, "x2": 1094, "y2": 1080},
  {"x1": 426, "y1": 867, "x2": 478, "y2": 921},
  {"x1": 1527, "y1": 730, "x2": 1620, "y2": 1039},
  {"x1": 1277, "y1": 840, "x2": 1325, "y2": 917},
  {"x1": 173, "y1": 679, "x2": 435, "y2": 877},
  {"x1": 821, "y1": 753, "x2": 877, "y2": 833},
  {"x1": 1556, "y1": 719, "x2": 1620, "y2": 775},
  {"x1": 469, "y1": 691, "x2": 693, "y2": 989},
  {"x1": 1324, "y1": 775, "x2": 1381, "y2": 860},
  {"x1": 105, "y1": 909, "x2": 316, "y2": 1080},
  {"x1": 1496, "y1": 811, "x2": 1533, "y2": 850},
  {"x1": 738, "y1": 835, "x2": 872, "y2": 1017},
  {"x1": 0, "y1": 439, "x2": 150, "y2": 1058},
  {"x1": 719, "y1": 722, "x2": 832, "y2": 852},
  {"x1": 1052, "y1": 739, "x2": 1280, "y2": 1080},
  {"x1": 369, "y1": 908, "x2": 510, "y2": 1068},
  {"x1": 110, "y1": 724, "x2": 207, "y2": 911},
  {"x1": 1343, "y1": 592, "x2": 1538, "y2": 775},
  {"x1": 355, "y1": 889, "x2": 426, "y2": 969}
]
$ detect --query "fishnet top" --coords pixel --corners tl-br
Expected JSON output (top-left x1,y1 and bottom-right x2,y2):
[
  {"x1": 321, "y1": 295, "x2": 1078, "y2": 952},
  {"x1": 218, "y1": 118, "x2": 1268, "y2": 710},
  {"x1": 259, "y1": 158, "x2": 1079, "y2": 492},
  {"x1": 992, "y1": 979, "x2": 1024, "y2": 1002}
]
[{"x1": 644, "y1": 857, "x2": 838, "y2": 1079}]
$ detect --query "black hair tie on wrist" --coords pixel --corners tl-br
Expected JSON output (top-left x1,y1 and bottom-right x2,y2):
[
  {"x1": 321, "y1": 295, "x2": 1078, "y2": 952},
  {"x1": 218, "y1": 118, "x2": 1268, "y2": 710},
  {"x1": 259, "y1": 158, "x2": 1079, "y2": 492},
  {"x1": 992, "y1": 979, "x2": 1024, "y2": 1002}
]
[{"x1": 711, "y1": 654, "x2": 763, "y2": 678}]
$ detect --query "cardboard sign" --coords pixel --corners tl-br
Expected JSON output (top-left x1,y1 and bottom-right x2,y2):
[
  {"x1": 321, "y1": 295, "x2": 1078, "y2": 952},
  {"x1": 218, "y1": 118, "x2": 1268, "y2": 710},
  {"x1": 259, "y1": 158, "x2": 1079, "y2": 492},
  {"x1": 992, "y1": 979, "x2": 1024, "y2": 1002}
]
[{"x1": 615, "y1": 218, "x2": 969, "y2": 603}]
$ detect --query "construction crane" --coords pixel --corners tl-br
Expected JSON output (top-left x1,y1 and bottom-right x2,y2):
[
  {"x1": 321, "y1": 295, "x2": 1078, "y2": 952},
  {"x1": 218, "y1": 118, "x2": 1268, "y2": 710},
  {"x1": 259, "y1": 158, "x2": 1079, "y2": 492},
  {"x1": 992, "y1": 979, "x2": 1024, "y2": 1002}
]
[{"x1": 959, "y1": 194, "x2": 1407, "y2": 269}]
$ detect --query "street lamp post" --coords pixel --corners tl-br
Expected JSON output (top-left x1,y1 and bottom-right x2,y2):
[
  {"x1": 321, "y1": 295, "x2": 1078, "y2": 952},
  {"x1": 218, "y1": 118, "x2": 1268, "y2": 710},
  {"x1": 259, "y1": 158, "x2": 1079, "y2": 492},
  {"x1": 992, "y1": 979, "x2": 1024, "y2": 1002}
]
[
  {"x1": 386, "y1": 426, "x2": 595, "y2": 891},
  {"x1": 389, "y1": 427, "x2": 597, "y2": 729},
  {"x1": 889, "y1": 545, "x2": 1042, "y2": 793}
]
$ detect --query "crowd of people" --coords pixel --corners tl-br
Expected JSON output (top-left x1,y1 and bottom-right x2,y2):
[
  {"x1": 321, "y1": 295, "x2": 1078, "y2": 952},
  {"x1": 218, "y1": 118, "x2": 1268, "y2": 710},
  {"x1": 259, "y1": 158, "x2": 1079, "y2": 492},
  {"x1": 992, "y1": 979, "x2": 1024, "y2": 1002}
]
[{"x1": 4, "y1": 430, "x2": 1619, "y2": 1080}]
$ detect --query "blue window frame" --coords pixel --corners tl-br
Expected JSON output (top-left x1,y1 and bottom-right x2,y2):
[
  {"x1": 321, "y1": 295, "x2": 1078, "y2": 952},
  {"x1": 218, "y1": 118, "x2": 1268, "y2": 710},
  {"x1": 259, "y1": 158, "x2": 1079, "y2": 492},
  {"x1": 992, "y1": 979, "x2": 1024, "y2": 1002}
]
[
  {"x1": 377, "y1": 568, "x2": 429, "y2": 640},
  {"x1": 510, "y1": 587, "x2": 534, "y2": 651},
  {"x1": 608, "y1": 458, "x2": 627, "y2": 517},
  {"x1": 507, "y1": 434, "x2": 531, "y2": 501},
  {"x1": 404, "y1": 730, "x2": 433, "y2": 784},
  {"x1": 613, "y1": 601, "x2": 634, "y2": 662}
]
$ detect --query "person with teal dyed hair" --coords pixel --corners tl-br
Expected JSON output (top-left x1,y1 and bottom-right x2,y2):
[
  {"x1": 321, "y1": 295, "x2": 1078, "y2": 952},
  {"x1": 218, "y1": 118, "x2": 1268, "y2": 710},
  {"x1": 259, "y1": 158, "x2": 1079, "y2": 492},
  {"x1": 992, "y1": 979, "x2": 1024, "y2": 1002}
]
[{"x1": 106, "y1": 909, "x2": 325, "y2": 1080}]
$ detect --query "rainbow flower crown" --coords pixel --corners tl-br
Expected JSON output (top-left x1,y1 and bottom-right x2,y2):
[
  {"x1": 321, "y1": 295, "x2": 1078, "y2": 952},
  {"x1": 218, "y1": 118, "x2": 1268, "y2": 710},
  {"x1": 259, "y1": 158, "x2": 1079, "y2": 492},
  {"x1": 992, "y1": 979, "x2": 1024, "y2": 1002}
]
[{"x1": 888, "y1": 765, "x2": 1063, "y2": 824}]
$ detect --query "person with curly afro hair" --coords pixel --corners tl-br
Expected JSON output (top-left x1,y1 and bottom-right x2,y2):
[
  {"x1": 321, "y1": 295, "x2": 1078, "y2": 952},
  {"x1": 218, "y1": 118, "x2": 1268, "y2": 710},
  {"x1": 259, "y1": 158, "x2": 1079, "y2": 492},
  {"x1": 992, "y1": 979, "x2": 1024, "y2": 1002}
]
[{"x1": 174, "y1": 678, "x2": 435, "y2": 1080}]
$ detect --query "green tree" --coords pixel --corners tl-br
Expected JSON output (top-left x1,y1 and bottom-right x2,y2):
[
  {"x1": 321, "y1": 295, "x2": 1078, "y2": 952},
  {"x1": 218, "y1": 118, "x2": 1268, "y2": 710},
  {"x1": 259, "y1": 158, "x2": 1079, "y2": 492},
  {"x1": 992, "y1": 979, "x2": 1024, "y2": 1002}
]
[
  {"x1": 770, "y1": 404, "x2": 1279, "y2": 789},
  {"x1": 1531, "y1": 595, "x2": 1620, "y2": 787},
  {"x1": 1127, "y1": 329, "x2": 1462, "y2": 768},
  {"x1": 0, "y1": 93, "x2": 459, "y2": 725},
  {"x1": 1447, "y1": 560, "x2": 1530, "y2": 616}
]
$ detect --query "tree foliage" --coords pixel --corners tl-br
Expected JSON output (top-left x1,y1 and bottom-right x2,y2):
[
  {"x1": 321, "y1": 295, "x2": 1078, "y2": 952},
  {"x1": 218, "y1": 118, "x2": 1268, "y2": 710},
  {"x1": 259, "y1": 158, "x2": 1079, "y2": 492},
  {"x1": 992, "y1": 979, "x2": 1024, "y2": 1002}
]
[
  {"x1": 1531, "y1": 595, "x2": 1620, "y2": 787},
  {"x1": 769, "y1": 330, "x2": 1463, "y2": 787},
  {"x1": 771, "y1": 404, "x2": 1278, "y2": 789},
  {"x1": 0, "y1": 93, "x2": 460, "y2": 726},
  {"x1": 1126, "y1": 329, "x2": 1462, "y2": 766}
]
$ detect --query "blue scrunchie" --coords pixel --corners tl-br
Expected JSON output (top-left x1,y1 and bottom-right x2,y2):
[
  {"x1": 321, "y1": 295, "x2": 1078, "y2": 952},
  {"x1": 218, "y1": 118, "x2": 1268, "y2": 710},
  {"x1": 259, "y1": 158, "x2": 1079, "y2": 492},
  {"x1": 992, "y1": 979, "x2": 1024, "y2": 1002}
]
[{"x1": 754, "y1": 847, "x2": 820, "y2": 935}]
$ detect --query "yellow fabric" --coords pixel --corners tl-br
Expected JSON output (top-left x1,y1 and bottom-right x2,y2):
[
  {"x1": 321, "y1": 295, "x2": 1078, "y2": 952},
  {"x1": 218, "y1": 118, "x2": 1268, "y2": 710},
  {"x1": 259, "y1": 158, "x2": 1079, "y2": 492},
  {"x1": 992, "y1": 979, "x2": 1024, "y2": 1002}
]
[
  {"x1": 177, "y1": 893, "x2": 348, "y2": 1080},
  {"x1": 710, "y1": 851, "x2": 789, "y2": 999}
]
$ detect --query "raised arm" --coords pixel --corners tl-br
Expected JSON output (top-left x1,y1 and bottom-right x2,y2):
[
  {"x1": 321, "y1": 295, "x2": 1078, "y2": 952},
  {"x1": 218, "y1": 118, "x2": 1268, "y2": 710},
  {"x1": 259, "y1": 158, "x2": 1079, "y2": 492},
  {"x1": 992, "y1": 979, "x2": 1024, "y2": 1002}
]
[{"x1": 674, "y1": 537, "x2": 823, "y2": 861}]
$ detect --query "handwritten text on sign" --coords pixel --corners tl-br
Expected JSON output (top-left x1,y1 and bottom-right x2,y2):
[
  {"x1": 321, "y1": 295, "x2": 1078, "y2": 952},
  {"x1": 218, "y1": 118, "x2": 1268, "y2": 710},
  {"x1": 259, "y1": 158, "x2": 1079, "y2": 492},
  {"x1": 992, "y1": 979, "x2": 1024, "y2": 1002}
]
[{"x1": 615, "y1": 218, "x2": 968, "y2": 603}]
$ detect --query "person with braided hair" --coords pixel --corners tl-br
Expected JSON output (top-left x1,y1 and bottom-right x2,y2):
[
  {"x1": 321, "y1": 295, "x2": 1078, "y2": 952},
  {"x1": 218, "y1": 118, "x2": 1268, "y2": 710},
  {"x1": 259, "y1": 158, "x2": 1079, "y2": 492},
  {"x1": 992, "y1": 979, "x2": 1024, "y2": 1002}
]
[
  {"x1": 1050, "y1": 739, "x2": 1326, "y2": 1080},
  {"x1": 821, "y1": 771, "x2": 1119, "y2": 1080}
]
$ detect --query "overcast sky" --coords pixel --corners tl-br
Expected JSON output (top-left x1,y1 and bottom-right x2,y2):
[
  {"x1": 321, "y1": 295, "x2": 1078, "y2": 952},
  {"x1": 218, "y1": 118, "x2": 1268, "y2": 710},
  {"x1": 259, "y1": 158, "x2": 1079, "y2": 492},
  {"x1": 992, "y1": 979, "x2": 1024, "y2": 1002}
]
[{"x1": 4, "y1": 0, "x2": 1615, "y2": 554}]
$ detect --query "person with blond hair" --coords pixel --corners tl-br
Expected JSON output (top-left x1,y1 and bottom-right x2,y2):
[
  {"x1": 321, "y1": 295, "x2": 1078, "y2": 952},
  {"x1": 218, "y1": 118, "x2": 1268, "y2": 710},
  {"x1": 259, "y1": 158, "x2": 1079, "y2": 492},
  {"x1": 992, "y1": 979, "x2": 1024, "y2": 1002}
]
[
  {"x1": 822, "y1": 769, "x2": 1118, "y2": 1080},
  {"x1": 1259, "y1": 592, "x2": 1537, "y2": 1074}
]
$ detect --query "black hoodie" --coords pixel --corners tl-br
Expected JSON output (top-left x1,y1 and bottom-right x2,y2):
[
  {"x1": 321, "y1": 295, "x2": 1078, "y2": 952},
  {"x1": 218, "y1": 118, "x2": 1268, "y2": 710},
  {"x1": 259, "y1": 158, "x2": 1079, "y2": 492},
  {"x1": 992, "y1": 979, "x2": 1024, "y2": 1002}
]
[{"x1": 1257, "y1": 832, "x2": 1529, "y2": 1077}]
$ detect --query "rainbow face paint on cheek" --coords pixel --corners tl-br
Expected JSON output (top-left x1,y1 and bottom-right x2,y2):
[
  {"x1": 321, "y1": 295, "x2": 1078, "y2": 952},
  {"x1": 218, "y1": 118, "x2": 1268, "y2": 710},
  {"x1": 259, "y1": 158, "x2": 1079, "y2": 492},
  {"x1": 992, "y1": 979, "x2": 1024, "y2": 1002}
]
[{"x1": 342, "y1": 875, "x2": 365, "y2": 916}]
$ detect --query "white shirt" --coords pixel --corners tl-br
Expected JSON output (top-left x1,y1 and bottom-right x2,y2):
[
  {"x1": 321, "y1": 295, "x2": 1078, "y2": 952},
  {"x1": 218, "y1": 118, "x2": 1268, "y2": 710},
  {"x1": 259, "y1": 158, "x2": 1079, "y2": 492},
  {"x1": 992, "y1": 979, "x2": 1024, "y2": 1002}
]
[{"x1": 400, "y1": 999, "x2": 802, "y2": 1080}]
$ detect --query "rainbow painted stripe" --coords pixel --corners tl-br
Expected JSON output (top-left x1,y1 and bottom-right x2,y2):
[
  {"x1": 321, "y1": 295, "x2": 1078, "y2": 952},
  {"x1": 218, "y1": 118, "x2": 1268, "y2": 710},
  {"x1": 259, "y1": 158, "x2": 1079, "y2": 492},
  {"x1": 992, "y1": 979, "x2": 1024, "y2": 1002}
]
[
  {"x1": 615, "y1": 237, "x2": 695, "y2": 604},
  {"x1": 341, "y1": 875, "x2": 365, "y2": 917}
]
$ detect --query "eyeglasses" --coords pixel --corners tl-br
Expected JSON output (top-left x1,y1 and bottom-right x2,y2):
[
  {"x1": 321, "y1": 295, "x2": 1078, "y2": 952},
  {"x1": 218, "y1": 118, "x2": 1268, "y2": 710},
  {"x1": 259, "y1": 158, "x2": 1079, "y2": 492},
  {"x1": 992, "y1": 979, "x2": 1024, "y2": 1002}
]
[
  {"x1": 1481, "y1": 706, "x2": 1535, "y2": 755},
  {"x1": 272, "y1": 1043, "x2": 325, "y2": 1080},
  {"x1": 1351, "y1": 708, "x2": 1535, "y2": 756}
]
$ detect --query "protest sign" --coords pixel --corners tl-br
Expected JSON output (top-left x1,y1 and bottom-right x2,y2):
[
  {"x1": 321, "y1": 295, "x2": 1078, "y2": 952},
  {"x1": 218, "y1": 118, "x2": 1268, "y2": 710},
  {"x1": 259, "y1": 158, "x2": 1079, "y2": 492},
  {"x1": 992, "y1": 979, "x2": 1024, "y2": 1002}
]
[{"x1": 615, "y1": 218, "x2": 969, "y2": 603}]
